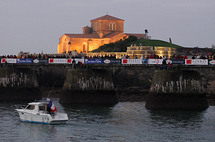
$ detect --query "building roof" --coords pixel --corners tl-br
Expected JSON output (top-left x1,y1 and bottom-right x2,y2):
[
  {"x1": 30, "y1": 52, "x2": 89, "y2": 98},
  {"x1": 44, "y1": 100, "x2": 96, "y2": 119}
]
[
  {"x1": 91, "y1": 15, "x2": 124, "y2": 22},
  {"x1": 65, "y1": 33, "x2": 145, "y2": 39},
  {"x1": 83, "y1": 25, "x2": 90, "y2": 28},
  {"x1": 65, "y1": 34, "x2": 99, "y2": 39},
  {"x1": 103, "y1": 32, "x2": 126, "y2": 38},
  {"x1": 125, "y1": 33, "x2": 146, "y2": 39}
]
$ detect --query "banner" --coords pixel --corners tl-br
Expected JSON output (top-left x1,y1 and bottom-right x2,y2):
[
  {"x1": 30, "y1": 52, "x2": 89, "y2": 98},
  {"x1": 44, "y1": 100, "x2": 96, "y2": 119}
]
[
  {"x1": 142, "y1": 59, "x2": 148, "y2": 64},
  {"x1": 185, "y1": 59, "x2": 208, "y2": 65},
  {"x1": 17, "y1": 59, "x2": 32, "y2": 63},
  {"x1": 74, "y1": 59, "x2": 84, "y2": 64},
  {"x1": 209, "y1": 60, "x2": 215, "y2": 65},
  {"x1": 1, "y1": 58, "x2": 17, "y2": 63},
  {"x1": 103, "y1": 59, "x2": 121, "y2": 64},
  {"x1": 39, "y1": 59, "x2": 48, "y2": 63},
  {"x1": 121, "y1": 59, "x2": 142, "y2": 64},
  {"x1": 147, "y1": 59, "x2": 163, "y2": 65},
  {"x1": 66, "y1": 59, "x2": 72, "y2": 64},
  {"x1": 172, "y1": 60, "x2": 184, "y2": 64},
  {"x1": 49, "y1": 58, "x2": 67, "y2": 64},
  {"x1": 32, "y1": 59, "x2": 48, "y2": 63},
  {"x1": 66, "y1": 59, "x2": 85, "y2": 64},
  {"x1": 84, "y1": 59, "x2": 103, "y2": 64}
]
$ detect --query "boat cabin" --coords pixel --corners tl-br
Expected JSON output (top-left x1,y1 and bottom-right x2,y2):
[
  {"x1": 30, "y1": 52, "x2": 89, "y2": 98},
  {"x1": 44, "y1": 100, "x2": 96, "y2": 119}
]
[{"x1": 25, "y1": 102, "x2": 49, "y2": 112}]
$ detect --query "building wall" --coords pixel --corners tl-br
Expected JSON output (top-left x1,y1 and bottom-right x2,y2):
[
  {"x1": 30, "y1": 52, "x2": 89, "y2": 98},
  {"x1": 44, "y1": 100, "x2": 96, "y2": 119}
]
[
  {"x1": 58, "y1": 33, "x2": 128, "y2": 54},
  {"x1": 58, "y1": 16, "x2": 127, "y2": 54},
  {"x1": 58, "y1": 36, "x2": 113, "y2": 53},
  {"x1": 127, "y1": 46, "x2": 176, "y2": 59},
  {"x1": 91, "y1": 20, "x2": 124, "y2": 36}
]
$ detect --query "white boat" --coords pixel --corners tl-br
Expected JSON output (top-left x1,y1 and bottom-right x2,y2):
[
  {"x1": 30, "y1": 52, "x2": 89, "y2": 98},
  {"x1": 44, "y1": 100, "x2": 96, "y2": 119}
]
[{"x1": 15, "y1": 102, "x2": 68, "y2": 124}]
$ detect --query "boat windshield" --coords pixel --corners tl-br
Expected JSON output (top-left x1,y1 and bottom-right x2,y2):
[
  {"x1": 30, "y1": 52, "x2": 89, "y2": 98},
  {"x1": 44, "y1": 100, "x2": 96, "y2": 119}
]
[{"x1": 26, "y1": 105, "x2": 35, "y2": 110}]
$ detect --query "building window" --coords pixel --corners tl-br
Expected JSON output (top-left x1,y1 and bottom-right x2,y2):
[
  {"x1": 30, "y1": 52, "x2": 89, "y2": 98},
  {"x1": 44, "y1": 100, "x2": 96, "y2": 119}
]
[
  {"x1": 83, "y1": 44, "x2": 86, "y2": 53},
  {"x1": 112, "y1": 23, "x2": 116, "y2": 30},
  {"x1": 110, "y1": 23, "x2": 112, "y2": 30},
  {"x1": 109, "y1": 23, "x2": 116, "y2": 31}
]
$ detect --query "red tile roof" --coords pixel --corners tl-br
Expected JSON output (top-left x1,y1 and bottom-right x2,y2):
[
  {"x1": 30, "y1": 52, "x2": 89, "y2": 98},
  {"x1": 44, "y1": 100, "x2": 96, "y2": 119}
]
[
  {"x1": 103, "y1": 32, "x2": 125, "y2": 38},
  {"x1": 91, "y1": 15, "x2": 124, "y2": 22},
  {"x1": 125, "y1": 33, "x2": 146, "y2": 39},
  {"x1": 65, "y1": 34, "x2": 99, "y2": 38},
  {"x1": 65, "y1": 33, "x2": 146, "y2": 39}
]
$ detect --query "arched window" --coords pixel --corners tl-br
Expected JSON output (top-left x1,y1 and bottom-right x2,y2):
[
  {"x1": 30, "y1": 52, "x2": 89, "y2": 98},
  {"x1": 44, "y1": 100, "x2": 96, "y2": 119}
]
[
  {"x1": 109, "y1": 23, "x2": 116, "y2": 31},
  {"x1": 112, "y1": 23, "x2": 116, "y2": 30},
  {"x1": 109, "y1": 23, "x2": 112, "y2": 30}
]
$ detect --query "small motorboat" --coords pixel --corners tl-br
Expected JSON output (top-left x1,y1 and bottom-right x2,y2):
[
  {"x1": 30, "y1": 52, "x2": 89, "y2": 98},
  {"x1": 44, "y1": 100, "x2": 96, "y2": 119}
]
[{"x1": 15, "y1": 101, "x2": 68, "y2": 124}]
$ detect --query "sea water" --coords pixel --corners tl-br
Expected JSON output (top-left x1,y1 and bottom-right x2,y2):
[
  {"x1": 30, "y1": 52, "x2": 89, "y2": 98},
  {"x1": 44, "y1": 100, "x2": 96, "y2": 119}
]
[{"x1": 0, "y1": 99, "x2": 215, "y2": 142}]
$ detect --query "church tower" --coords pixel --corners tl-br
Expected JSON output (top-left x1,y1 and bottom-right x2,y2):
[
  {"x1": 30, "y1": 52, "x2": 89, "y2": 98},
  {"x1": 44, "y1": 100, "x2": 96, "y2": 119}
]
[{"x1": 90, "y1": 15, "x2": 124, "y2": 38}]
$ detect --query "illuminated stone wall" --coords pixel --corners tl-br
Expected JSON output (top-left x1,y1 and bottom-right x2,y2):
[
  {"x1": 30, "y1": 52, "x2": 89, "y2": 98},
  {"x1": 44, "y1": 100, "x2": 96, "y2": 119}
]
[
  {"x1": 58, "y1": 33, "x2": 127, "y2": 54},
  {"x1": 127, "y1": 45, "x2": 176, "y2": 59},
  {"x1": 91, "y1": 20, "x2": 124, "y2": 37},
  {"x1": 58, "y1": 15, "x2": 126, "y2": 54}
]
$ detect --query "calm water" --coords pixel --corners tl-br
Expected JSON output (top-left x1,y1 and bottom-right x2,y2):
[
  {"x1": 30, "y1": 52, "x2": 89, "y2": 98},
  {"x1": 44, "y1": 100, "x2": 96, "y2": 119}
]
[{"x1": 0, "y1": 99, "x2": 215, "y2": 142}]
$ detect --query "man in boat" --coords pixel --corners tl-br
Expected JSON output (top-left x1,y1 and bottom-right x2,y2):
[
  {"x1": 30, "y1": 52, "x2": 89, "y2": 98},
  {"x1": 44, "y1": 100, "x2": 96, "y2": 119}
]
[{"x1": 47, "y1": 98, "x2": 57, "y2": 115}]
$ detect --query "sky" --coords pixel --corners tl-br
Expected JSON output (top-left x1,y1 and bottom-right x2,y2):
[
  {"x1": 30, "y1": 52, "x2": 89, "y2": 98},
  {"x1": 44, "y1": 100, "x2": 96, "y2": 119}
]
[{"x1": 0, "y1": 0, "x2": 215, "y2": 55}]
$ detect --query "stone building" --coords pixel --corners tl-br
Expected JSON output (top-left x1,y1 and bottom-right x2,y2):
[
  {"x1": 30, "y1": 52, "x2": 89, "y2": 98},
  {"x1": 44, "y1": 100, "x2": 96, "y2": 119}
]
[
  {"x1": 58, "y1": 15, "x2": 146, "y2": 54},
  {"x1": 127, "y1": 45, "x2": 176, "y2": 59}
]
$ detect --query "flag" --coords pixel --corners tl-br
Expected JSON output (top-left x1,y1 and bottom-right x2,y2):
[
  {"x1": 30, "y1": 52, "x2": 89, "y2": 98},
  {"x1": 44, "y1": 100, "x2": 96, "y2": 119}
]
[{"x1": 47, "y1": 98, "x2": 57, "y2": 112}]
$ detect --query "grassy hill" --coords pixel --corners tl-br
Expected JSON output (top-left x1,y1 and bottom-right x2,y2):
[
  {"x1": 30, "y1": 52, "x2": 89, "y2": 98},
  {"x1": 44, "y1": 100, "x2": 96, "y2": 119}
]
[
  {"x1": 91, "y1": 37, "x2": 184, "y2": 52},
  {"x1": 129, "y1": 39, "x2": 184, "y2": 49}
]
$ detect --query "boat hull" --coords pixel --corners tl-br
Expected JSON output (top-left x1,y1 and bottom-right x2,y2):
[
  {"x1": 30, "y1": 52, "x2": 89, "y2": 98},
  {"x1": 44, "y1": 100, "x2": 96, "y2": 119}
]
[{"x1": 16, "y1": 110, "x2": 68, "y2": 124}]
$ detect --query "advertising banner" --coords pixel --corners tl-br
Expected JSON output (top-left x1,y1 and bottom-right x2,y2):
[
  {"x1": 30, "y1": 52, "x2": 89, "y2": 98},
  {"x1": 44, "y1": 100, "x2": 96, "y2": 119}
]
[
  {"x1": 185, "y1": 59, "x2": 208, "y2": 65},
  {"x1": 209, "y1": 60, "x2": 215, "y2": 65},
  {"x1": 67, "y1": 59, "x2": 72, "y2": 64},
  {"x1": 84, "y1": 59, "x2": 103, "y2": 64},
  {"x1": 172, "y1": 60, "x2": 184, "y2": 64},
  {"x1": 66, "y1": 59, "x2": 85, "y2": 64},
  {"x1": 103, "y1": 59, "x2": 121, "y2": 64},
  {"x1": 121, "y1": 59, "x2": 142, "y2": 64},
  {"x1": 147, "y1": 59, "x2": 163, "y2": 65},
  {"x1": 166, "y1": 60, "x2": 172, "y2": 64},
  {"x1": 74, "y1": 59, "x2": 84, "y2": 64},
  {"x1": 1, "y1": 58, "x2": 17, "y2": 63},
  {"x1": 49, "y1": 58, "x2": 67, "y2": 64},
  {"x1": 32, "y1": 59, "x2": 48, "y2": 64},
  {"x1": 39, "y1": 59, "x2": 48, "y2": 63},
  {"x1": 142, "y1": 59, "x2": 148, "y2": 64},
  {"x1": 33, "y1": 59, "x2": 40, "y2": 63},
  {"x1": 17, "y1": 59, "x2": 32, "y2": 63}
]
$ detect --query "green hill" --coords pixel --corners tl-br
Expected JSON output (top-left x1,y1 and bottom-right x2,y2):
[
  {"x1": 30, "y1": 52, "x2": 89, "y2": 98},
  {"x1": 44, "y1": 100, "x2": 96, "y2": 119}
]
[
  {"x1": 91, "y1": 37, "x2": 184, "y2": 52},
  {"x1": 129, "y1": 39, "x2": 184, "y2": 49}
]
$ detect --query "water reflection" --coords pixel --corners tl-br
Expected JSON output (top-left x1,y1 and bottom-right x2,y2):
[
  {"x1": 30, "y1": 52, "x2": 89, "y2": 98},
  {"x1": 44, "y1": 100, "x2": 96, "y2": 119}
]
[
  {"x1": 62, "y1": 104, "x2": 113, "y2": 124},
  {"x1": 149, "y1": 110, "x2": 205, "y2": 128}
]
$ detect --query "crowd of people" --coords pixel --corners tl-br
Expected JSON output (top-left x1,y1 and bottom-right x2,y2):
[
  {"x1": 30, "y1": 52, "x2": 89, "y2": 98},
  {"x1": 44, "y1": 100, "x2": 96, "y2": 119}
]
[{"x1": 1, "y1": 48, "x2": 215, "y2": 60}]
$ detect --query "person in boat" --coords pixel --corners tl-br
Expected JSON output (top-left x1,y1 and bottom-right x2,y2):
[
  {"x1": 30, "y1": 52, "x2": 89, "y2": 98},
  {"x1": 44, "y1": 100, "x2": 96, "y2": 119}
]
[{"x1": 47, "y1": 98, "x2": 57, "y2": 115}]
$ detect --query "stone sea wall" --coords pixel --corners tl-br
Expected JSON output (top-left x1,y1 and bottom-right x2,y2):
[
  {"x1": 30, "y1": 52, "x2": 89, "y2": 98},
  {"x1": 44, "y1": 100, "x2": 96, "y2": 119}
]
[
  {"x1": 60, "y1": 68, "x2": 117, "y2": 104},
  {"x1": 0, "y1": 64, "x2": 215, "y2": 107},
  {"x1": 0, "y1": 67, "x2": 41, "y2": 101},
  {"x1": 145, "y1": 70, "x2": 209, "y2": 110},
  {"x1": 149, "y1": 70, "x2": 206, "y2": 94}
]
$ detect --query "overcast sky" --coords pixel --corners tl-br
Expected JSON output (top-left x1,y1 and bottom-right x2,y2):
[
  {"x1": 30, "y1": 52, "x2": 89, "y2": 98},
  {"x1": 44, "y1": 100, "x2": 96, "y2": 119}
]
[{"x1": 0, "y1": 0, "x2": 214, "y2": 55}]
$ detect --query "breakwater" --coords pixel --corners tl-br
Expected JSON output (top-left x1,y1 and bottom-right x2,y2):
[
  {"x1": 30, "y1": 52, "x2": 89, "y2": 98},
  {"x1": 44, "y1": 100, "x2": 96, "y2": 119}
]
[
  {"x1": 145, "y1": 70, "x2": 209, "y2": 110},
  {"x1": 0, "y1": 64, "x2": 215, "y2": 107},
  {"x1": 0, "y1": 66, "x2": 40, "y2": 101}
]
